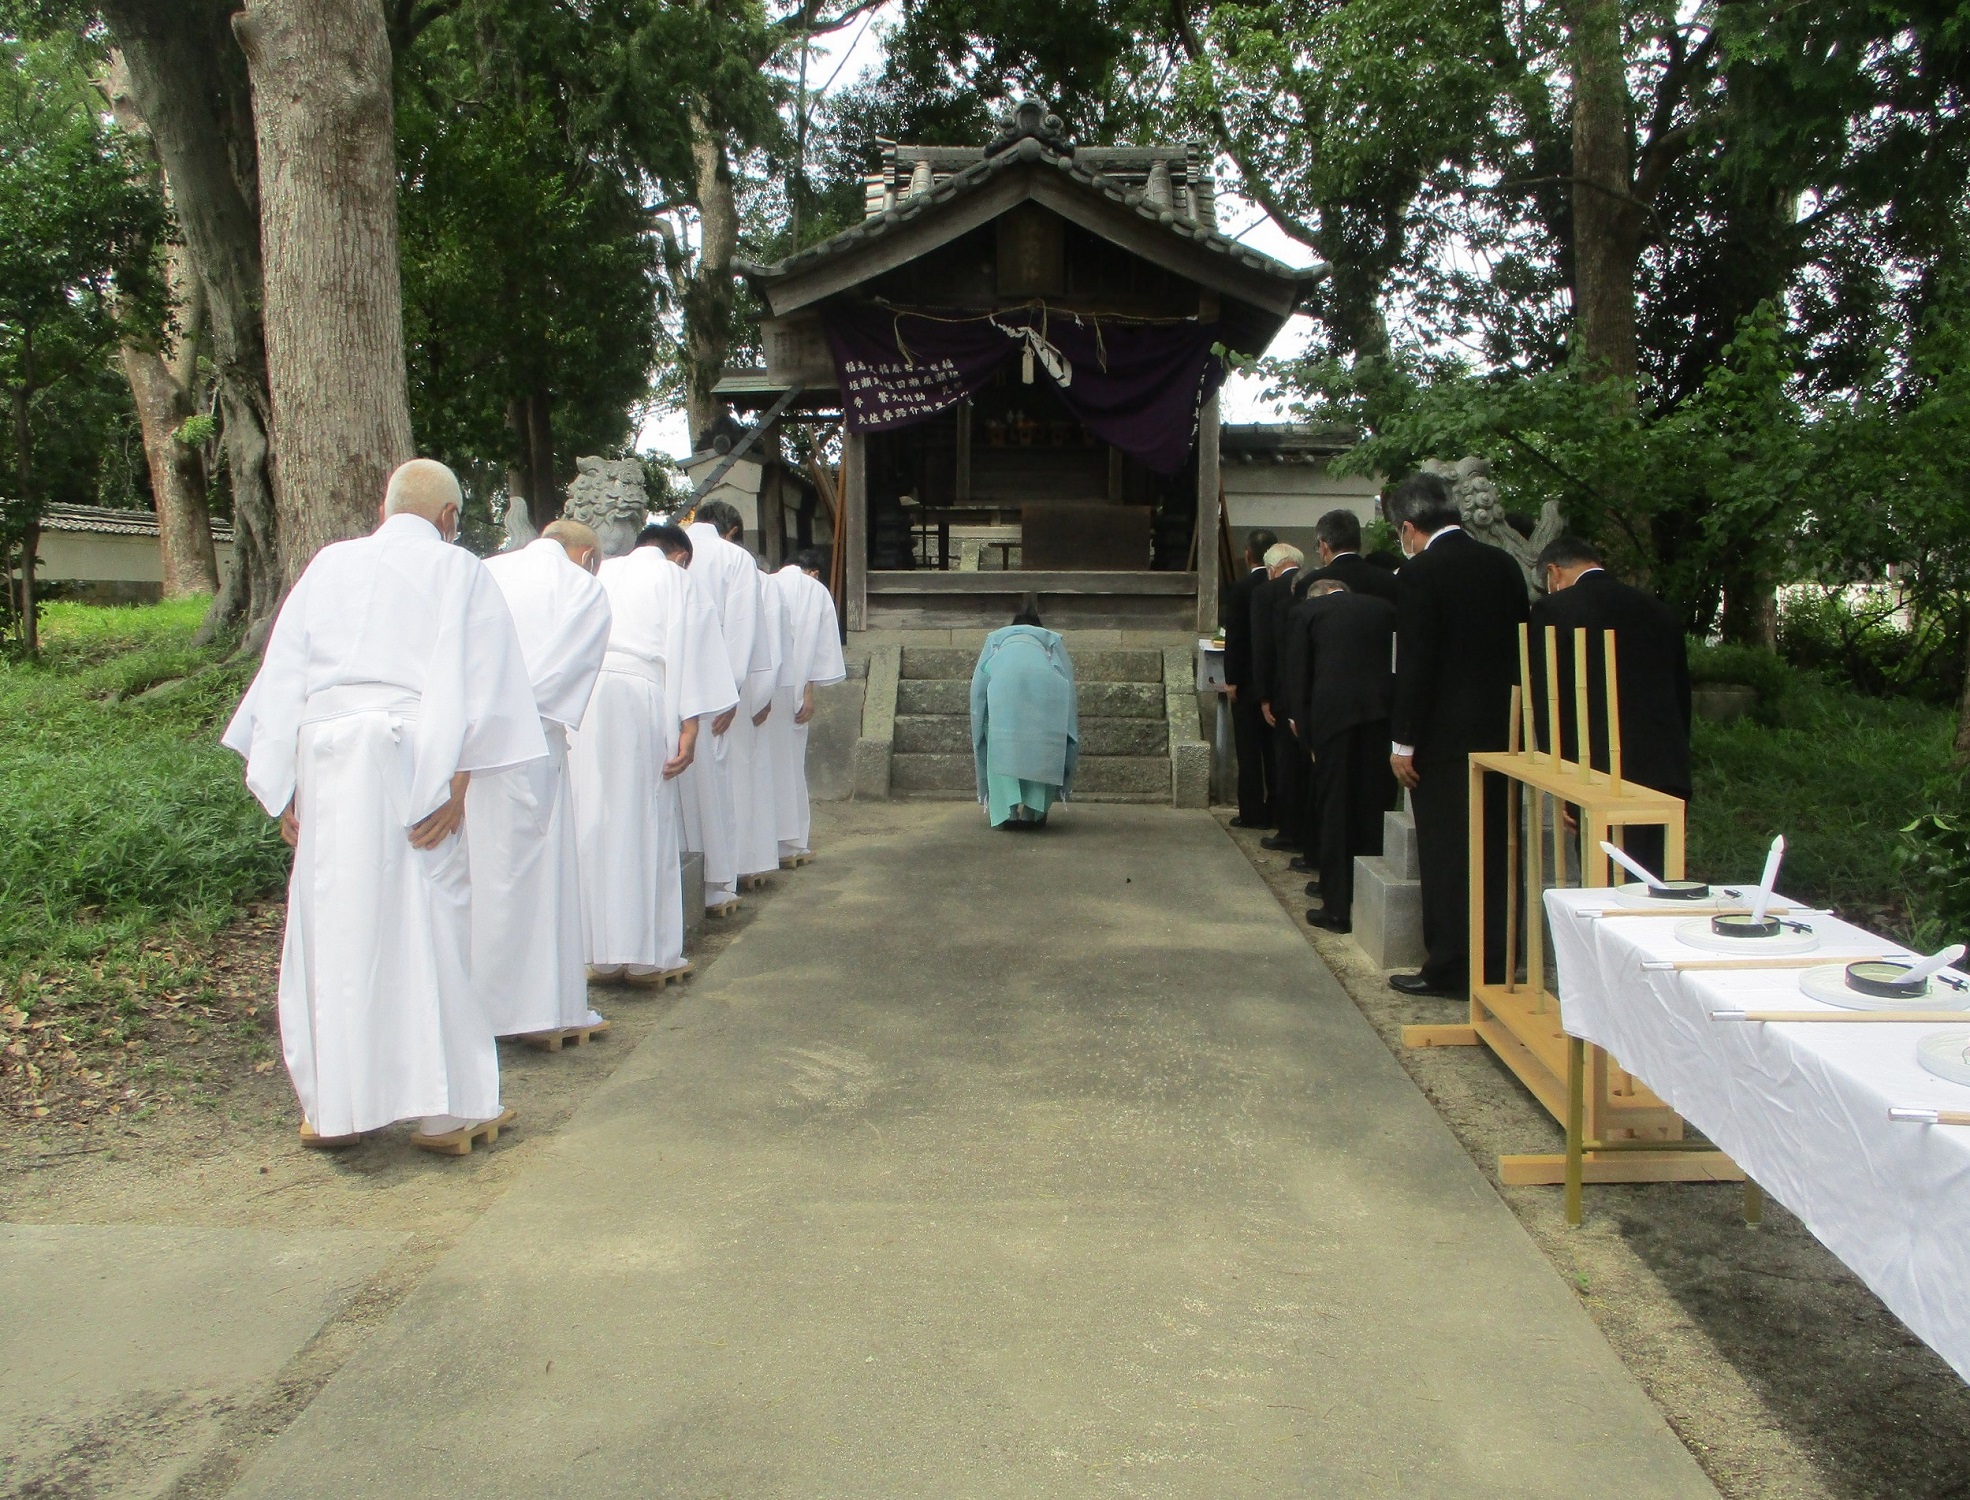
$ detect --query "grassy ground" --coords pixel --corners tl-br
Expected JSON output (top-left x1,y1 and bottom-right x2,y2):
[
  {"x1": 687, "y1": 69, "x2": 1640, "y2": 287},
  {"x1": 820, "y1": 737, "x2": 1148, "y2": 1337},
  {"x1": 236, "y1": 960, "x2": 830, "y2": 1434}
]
[
  {"x1": 1686, "y1": 670, "x2": 1957, "y2": 943},
  {"x1": 0, "y1": 600, "x2": 287, "y2": 1127}
]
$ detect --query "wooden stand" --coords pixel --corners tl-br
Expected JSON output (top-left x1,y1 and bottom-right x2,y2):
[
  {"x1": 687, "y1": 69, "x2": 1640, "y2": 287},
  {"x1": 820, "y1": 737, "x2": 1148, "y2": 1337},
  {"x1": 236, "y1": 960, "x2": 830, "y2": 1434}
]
[{"x1": 1400, "y1": 625, "x2": 1744, "y2": 1220}]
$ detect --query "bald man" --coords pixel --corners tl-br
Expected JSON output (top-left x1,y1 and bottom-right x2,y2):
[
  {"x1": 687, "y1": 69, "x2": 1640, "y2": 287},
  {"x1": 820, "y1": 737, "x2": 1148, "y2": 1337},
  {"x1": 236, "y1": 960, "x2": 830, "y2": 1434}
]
[
  {"x1": 468, "y1": 520, "x2": 613, "y2": 1047},
  {"x1": 224, "y1": 460, "x2": 546, "y2": 1155}
]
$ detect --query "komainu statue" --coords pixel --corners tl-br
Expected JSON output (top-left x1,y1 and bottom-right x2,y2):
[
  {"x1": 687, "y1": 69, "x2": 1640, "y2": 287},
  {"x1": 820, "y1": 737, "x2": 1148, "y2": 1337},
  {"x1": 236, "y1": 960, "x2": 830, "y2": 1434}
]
[
  {"x1": 562, "y1": 456, "x2": 649, "y2": 558},
  {"x1": 1422, "y1": 456, "x2": 1562, "y2": 592}
]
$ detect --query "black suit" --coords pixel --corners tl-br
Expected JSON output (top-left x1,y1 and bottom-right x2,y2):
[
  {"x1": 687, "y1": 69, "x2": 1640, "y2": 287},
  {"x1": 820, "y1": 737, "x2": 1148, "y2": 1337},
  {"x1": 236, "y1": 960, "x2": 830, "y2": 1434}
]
[
  {"x1": 1529, "y1": 569, "x2": 1692, "y2": 874},
  {"x1": 1221, "y1": 565, "x2": 1271, "y2": 823},
  {"x1": 1301, "y1": 551, "x2": 1400, "y2": 604},
  {"x1": 1295, "y1": 591, "x2": 1400, "y2": 922},
  {"x1": 1251, "y1": 568, "x2": 1306, "y2": 843},
  {"x1": 1390, "y1": 529, "x2": 1530, "y2": 989}
]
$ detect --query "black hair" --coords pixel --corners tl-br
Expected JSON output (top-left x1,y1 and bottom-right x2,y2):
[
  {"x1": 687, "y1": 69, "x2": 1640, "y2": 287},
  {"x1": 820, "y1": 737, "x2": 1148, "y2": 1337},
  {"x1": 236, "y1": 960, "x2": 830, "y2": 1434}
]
[
  {"x1": 793, "y1": 545, "x2": 831, "y2": 576},
  {"x1": 1386, "y1": 471, "x2": 1460, "y2": 534},
  {"x1": 694, "y1": 499, "x2": 744, "y2": 541},
  {"x1": 1011, "y1": 592, "x2": 1044, "y2": 628},
  {"x1": 638, "y1": 523, "x2": 693, "y2": 556},
  {"x1": 1245, "y1": 528, "x2": 1279, "y2": 564},
  {"x1": 1312, "y1": 509, "x2": 1362, "y2": 554},
  {"x1": 1535, "y1": 534, "x2": 1604, "y2": 573}
]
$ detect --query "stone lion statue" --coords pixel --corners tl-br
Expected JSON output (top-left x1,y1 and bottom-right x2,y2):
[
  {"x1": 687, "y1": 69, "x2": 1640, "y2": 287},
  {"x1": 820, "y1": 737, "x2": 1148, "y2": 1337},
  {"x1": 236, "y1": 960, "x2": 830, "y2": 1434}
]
[
  {"x1": 562, "y1": 456, "x2": 649, "y2": 558},
  {"x1": 1421, "y1": 456, "x2": 1562, "y2": 591}
]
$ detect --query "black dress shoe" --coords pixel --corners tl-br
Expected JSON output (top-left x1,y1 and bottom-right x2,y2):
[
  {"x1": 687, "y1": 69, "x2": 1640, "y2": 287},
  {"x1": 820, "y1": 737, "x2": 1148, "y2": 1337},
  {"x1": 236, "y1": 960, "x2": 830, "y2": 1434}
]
[
  {"x1": 1228, "y1": 815, "x2": 1260, "y2": 828},
  {"x1": 1259, "y1": 835, "x2": 1300, "y2": 852},
  {"x1": 1303, "y1": 880, "x2": 1322, "y2": 897},
  {"x1": 1289, "y1": 856, "x2": 1315, "y2": 873},
  {"x1": 1388, "y1": 972, "x2": 1462, "y2": 998},
  {"x1": 1306, "y1": 911, "x2": 1350, "y2": 932}
]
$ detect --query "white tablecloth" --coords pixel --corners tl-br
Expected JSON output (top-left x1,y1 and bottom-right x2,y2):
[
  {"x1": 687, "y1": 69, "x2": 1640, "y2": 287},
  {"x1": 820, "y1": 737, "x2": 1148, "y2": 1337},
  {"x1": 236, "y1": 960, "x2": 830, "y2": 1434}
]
[{"x1": 1545, "y1": 887, "x2": 1970, "y2": 1383}]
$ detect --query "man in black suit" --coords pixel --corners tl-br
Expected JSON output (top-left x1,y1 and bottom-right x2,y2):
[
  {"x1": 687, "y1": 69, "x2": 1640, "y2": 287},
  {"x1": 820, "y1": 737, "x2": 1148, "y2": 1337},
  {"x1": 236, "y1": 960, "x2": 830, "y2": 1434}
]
[
  {"x1": 1300, "y1": 509, "x2": 1399, "y2": 603},
  {"x1": 1251, "y1": 542, "x2": 1306, "y2": 851},
  {"x1": 1289, "y1": 580, "x2": 1400, "y2": 931},
  {"x1": 1386, "y1": 472, "x2": 1529, "y2": 998},
  {"x1": 1219, "y1": 530, "x2": 1277, "y2": 828},
  {"x1": 1529, "y1": 535, "x2": 1692, "y2": 876}
]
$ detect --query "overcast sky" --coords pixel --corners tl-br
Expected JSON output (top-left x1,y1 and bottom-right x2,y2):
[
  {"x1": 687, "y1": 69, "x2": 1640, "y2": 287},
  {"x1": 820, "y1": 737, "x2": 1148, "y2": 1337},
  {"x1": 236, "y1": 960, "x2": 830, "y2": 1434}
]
[{"x1": 637, "y1": 5, "x2": 1315, "y2": 458}]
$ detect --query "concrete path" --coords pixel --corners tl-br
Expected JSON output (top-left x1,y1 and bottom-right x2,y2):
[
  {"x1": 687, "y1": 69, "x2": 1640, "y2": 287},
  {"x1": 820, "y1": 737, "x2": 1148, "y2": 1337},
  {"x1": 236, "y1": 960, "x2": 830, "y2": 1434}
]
[
  {"x1": 2, "y1": 1223, "x2": 404, "y2": 1496},
  {"x1": 230, "y1": 803, "x2": 1715, "y2": 1499}
]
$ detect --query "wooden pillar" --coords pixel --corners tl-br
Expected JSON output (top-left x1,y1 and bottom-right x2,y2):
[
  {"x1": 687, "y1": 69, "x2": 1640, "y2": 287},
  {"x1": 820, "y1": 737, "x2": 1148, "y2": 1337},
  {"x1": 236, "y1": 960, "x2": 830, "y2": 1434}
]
[
  {"x1": 1194, "y1": 389, "x2": 1221, "y2": 635},
  {"x1": 843, "y1": 428, "x2": 868, "y2": 631}
]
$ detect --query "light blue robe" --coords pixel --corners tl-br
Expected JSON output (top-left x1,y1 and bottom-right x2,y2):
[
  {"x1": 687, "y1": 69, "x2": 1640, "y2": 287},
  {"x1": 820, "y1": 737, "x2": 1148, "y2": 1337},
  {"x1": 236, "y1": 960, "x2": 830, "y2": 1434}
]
[{"x1": 970, "y1": 626, "x2": 1078, "y2": 825}]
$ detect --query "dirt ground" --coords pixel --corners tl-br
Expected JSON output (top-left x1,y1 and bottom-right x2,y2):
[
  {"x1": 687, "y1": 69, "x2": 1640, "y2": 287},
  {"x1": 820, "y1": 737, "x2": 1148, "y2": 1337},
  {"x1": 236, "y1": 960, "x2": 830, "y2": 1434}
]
[{"x1": 7, "y1": 804, "x2": 1970, "y2": 1498}]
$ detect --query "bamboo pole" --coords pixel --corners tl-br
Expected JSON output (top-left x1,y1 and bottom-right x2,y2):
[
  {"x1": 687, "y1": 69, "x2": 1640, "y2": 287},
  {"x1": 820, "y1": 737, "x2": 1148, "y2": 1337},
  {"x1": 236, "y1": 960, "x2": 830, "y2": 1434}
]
[
  {"x1": 1506, "y1": 685, "x2": 1522, "y2": 994},
  {"x1": 1518, "y1": 622, "x2": 1537, "y2": 760},
  {"x1": 1574, "y1": 626, "x2": 1593, "y2": 782},
  {"x1": 1603, "y1": 632, "x2": 1623, "y2": 796}
]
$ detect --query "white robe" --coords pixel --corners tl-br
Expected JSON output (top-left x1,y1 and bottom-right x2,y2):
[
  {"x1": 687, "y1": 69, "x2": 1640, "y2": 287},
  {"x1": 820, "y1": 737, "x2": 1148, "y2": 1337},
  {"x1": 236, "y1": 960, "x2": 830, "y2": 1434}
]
[
  {"x1": 468, "y1": 539, "x2": 612, "y2": 1035},
  {"x1": 679, "y1": 524, "x2": 781, "y2": 889},
  {"x1": 768, "y1": 567, "x2": 848, "y2": 857},
  {"x1": 223, "y1": 513, "x2": 545, "y2": 1136},
  {"x1": 568, "y1": 548, "x2": 736, "y2": 970}
]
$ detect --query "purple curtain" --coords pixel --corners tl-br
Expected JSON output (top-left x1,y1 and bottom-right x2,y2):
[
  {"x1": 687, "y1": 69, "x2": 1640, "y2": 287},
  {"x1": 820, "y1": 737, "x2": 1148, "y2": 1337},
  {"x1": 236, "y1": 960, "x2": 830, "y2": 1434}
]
[{"x1": 823, "y1": 303, "x2": 1225, "y2": 474}]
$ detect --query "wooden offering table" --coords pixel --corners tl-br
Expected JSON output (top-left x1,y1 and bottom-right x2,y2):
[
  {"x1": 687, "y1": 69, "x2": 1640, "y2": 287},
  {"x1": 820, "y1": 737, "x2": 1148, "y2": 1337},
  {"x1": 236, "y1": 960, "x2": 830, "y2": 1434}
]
[{"x1": 1402, "y1": 625, "x2": 1743, "y2": 1207}]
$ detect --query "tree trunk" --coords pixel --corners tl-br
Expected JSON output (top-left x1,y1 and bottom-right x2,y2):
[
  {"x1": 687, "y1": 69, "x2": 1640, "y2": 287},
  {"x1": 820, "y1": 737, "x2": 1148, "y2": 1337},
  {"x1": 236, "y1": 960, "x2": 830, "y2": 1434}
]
[
  {"x1": 525, "y1": 389, "x2": 557, "y2": 530},
  {"x1": 683, "y1": 110, "x2": 740, "y2": 447},
  {"x1": 14, "y1": 357, "x2": 37, "y2": 655},
  {"x1": 102, "y1": 52, "x2": 219, "y2": 599},
  {"x1": 234, "y1": 0, "x2": 414, "y2": 583},
  {"x1": 101, "y1": 0, "x2": 281, "y2": 643},
  {"x1": 1565, "y1": 0, "x2": 1643, "y2": 391}
]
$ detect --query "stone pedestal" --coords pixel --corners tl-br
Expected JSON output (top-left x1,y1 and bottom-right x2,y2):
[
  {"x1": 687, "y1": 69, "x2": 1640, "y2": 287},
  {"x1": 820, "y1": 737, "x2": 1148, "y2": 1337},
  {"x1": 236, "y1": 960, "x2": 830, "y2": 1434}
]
[
  {"x1": 681, "y1": 851, "x2": 705, "y2": 953},
  {"x1": 1350, "y1": 804, "x2": 1426, "y2": 970}
]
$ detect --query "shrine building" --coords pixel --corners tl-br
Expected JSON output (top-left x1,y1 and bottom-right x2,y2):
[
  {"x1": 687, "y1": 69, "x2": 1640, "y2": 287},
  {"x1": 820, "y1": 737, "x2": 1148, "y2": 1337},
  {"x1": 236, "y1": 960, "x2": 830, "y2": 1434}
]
[{"x1": 730, "y1": 100, "x2": 1326, "y2": 640}]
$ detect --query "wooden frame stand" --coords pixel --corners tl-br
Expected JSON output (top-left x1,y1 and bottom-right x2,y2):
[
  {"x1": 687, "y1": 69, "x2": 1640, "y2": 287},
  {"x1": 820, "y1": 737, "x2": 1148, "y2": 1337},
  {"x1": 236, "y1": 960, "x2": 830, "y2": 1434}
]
[{"x1": 1401, "y1": 625, "x2": 1743, "y2": 1215}]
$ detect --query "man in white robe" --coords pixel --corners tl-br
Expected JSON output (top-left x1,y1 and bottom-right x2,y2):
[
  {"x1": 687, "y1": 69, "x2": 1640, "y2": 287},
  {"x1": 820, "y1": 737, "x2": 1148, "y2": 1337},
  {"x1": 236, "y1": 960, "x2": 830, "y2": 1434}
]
[
  {"x1": 568, "y1": 529, "x2": 737, "y2": 981},
  {"x1": 468, "y1": 519, "x2": 612, "y2": 1044},
  {"x1": 769, "y1": 548, "x2": 849, "y2": 862},
  {"x1": 223, "y1": 460, "x2": 545, "y2": 1155},
  {"x1": 682, "y1": 502, "x2": 780, "y2": 896}
]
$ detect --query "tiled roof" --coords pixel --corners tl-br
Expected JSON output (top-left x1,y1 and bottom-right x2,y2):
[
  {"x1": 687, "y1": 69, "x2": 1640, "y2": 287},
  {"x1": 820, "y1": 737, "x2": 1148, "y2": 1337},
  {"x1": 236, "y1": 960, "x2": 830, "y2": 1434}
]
[
  {"x1": 39, "y1": 502, "x2": 234, "y2": 541},
  {"x1": 738, "y1": 133, "x2": 1322, "y2": 292}
]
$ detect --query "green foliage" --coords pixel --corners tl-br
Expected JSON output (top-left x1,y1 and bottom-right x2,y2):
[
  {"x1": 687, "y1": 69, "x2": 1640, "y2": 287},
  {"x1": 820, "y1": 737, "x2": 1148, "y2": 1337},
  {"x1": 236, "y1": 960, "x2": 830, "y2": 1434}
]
[
  {"x1": 0, "y1": 601, "x2": 285, "y2": 970},
  {"x1": 396, "y1": 14, "x2": 664, "y2": 485},
  {"x1": 1688, "y1": 671, "x2": 1954, "y2": 941},
  {"x1": 1687, "y1": 641, "x2": 1790, "y2": 709},
  {"x1": 1899, "y1": 813, "x2": 1970, "y2": 948}
]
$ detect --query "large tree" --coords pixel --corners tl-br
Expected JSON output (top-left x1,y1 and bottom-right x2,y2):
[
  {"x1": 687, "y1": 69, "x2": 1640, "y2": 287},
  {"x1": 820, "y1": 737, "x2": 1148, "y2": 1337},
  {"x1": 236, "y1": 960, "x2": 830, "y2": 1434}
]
[{"x1": 235, "y1": 0, "x2": 414, "y2": 581}]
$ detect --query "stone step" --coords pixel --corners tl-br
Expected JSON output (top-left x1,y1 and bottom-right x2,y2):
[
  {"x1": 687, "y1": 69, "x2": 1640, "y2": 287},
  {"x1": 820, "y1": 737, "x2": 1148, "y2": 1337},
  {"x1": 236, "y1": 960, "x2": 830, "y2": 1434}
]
[
  {"x1": 893, "y1": 715, "x2": 1168, "y2": 756},
  {"x1": 896, "y1": 679, "x2": 1166, "y2": 718},
  {"x1": 890, "y1": 752, "x2": 1170, "y2": 797},
  {"x1": 1351, "y1": 854, "x2": 1425, "y2": 971},
  {"x1": 898, "y1": 647, "x2": 1165, "y2": 683}
]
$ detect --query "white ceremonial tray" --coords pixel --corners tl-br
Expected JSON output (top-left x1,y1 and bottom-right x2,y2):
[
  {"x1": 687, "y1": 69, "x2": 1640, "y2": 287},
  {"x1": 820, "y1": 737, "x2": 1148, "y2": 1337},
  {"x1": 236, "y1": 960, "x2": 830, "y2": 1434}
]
[
  {"x1": 1673, "y1": 915, "x2": 1820, "y2": 956},
  {"x1": 1918, "y1": 1030, "x2": 1970, "y2": 1087},
  {"x1": 1798, "y1": 963, "x2": 1970, "y2": 1011}
]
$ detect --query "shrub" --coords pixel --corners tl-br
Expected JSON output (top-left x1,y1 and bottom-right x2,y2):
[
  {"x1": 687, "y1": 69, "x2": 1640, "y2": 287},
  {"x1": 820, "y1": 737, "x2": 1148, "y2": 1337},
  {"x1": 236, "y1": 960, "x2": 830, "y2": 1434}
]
[
  {"x1": 1778, "y1": 586, "x2": 1964, "y2": 705},
  {"x1": 1687, "y1": 641, "x2": 1791, "y2": 710}
]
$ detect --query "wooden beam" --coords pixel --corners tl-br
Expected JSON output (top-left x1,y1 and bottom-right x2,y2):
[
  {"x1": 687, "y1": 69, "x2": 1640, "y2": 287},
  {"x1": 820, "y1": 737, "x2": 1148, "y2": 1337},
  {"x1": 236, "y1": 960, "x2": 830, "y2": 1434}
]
[
  {"x1": 842, "y1": 430, "x2": 867, "y2": 631},
  {"x1": 1194, "y1": 386, "x2": 1222, "y2": 637},
  {"x1": 866, "y1": 570, "x2": 1197, "y2": 595}
]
